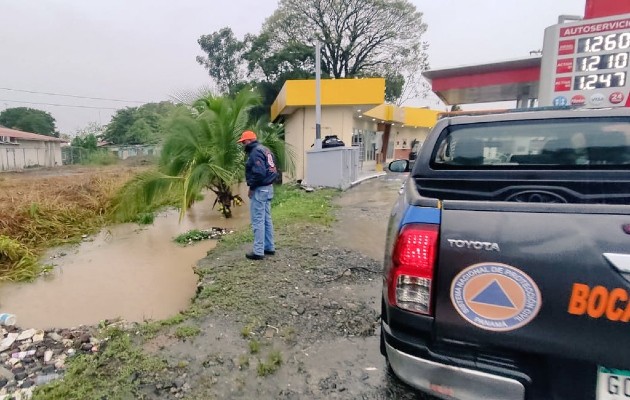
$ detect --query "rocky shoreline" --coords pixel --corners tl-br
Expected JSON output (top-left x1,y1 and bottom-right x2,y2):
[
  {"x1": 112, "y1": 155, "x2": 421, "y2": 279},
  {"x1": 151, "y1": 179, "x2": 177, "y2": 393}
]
[{"x1": 0, "y1": 324, "x2": 101, "y2": 400}]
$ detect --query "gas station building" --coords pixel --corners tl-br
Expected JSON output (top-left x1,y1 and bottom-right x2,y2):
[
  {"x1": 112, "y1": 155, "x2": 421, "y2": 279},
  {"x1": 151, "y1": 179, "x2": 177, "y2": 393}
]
[{"x1": 271, "y1": 78, "x2": 440, "y2": 181}]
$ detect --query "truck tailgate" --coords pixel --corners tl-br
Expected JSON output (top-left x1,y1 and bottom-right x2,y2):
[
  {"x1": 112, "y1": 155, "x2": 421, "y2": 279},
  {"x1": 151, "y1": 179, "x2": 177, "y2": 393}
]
[{"x1": 435, "y1": 201, "x2": 630, "y2": 368}]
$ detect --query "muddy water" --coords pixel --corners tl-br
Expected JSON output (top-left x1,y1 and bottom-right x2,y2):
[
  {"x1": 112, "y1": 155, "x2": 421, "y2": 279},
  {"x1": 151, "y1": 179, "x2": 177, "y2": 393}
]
[{"x1": 0, "y1": 192, "x2": 250, "y2": 330}]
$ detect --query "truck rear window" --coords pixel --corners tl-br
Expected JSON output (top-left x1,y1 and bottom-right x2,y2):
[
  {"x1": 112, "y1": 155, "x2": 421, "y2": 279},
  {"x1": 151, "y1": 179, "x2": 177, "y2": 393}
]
[{"x1": 432, "y1": 118, "x2": 630, "y2": 168}]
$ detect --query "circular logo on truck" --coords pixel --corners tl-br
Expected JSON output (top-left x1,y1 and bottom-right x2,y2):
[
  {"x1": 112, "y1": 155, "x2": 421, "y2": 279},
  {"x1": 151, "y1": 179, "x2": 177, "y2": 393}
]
[{"x1": 450, "y1": 263, "x2": 542, "y2": 332}]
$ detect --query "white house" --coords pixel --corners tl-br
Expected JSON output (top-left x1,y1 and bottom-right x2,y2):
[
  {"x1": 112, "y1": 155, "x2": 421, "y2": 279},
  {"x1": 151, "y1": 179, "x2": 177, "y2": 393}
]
[{"x1": 0, "y1": 126, "x2": 65, "y2": 171}]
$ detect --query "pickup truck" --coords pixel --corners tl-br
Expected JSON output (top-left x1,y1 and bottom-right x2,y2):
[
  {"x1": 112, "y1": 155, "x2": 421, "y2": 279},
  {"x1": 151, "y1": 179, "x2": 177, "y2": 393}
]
[{"x1": 381, "y1": 107, "x2": 630, "y2": 400}]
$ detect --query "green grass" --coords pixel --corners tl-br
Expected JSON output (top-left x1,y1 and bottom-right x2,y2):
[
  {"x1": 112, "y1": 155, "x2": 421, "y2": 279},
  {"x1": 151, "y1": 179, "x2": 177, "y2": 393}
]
[
  {"x1": 32, "y1": 328, "x2": 165, "y2": 400},
  {"x1": 0, "y1": 235, "x2": 41, "y2": 282},
  {"x1": 82, "y1": 150, "x2": 119, "y2": 166},
  {"x1": 139, "y1": 313, "x2": 189, "y2": 338},
  {"x1": 271, "y1": 185, "x2": 338, "y2": 226},
  {"x1": 134, "y1": 212, "x2": 155, "y2": 225},
  {"x1": 194, "y1": 261, "x2": 275, "y2": 318},
  {"x1": 256, "y1": 350, "x2": 282, "y2": 377},
  {"x1": 248, "y1": 339, "x2": 260, "y2": 354},
  {"x1": 175, "y1": 325, "x2": 201, "y2": 339}
]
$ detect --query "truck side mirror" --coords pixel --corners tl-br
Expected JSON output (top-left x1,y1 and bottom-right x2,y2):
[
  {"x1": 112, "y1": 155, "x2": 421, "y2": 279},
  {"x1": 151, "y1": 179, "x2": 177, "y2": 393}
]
[{"x1": 388, "y1": 159, "x2": 410, "y2": 173}]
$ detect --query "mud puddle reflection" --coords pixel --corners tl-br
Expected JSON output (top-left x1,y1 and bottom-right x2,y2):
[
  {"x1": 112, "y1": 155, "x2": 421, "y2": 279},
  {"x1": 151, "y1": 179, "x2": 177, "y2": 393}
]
[{"x1": 0, "y1": 192, "x2": 250, "y2": 329}]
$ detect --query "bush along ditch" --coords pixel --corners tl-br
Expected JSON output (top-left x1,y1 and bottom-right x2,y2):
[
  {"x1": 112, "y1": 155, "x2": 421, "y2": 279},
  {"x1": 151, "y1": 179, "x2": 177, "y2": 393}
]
[{"x1": 0, "y1": 166, "x2": 182, "y2": 282}]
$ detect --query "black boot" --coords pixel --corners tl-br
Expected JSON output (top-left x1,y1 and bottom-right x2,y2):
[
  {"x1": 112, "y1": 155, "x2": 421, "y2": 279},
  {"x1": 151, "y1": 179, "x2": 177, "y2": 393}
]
[{"x1": 246, "y1": 252, "x2": 264, "y2": 260}]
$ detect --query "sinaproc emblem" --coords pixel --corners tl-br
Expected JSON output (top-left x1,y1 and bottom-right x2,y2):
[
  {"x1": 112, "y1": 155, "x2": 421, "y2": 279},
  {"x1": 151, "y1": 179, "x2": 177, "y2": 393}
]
[{"x1": 450, "y1": 263, "x2": 542, "y2": 332}]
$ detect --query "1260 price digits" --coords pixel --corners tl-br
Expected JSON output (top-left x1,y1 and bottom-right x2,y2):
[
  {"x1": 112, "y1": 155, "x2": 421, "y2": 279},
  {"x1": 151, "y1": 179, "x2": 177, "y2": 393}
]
[
  {"x1": 578, "y1": 32, "x2": 630, "y2": 53},
  {"x1": 573, "y1": 72, "x2": 627, "y2": 90}
]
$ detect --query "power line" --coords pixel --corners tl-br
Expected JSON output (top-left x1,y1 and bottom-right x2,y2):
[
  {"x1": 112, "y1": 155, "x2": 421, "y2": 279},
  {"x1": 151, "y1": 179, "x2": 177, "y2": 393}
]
[
  {"x1": 0, "y1": 99, "x2": 120, "y2": 110},
  {"x1": 0, "y1": 87, "x2": 148, "y2": 104}
]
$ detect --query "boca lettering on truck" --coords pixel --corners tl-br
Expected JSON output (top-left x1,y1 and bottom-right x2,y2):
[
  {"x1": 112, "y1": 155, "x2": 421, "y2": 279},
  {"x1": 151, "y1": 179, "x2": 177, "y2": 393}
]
[{"x1": 568, "y1": 283, "x2": 630, "y2": 321}]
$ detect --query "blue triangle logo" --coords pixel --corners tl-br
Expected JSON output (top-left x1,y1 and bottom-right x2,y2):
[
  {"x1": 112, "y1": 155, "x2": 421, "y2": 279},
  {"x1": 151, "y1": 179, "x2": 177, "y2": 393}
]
[{"x1": 470, "y1": 280, "x2": 516, "y2": 308}]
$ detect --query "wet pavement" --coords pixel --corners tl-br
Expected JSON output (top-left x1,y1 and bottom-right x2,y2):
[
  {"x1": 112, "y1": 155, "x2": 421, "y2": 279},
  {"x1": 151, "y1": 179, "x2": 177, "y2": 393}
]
[{"x1": 0, "y1": 191, "x2": 250, "y2": 329}]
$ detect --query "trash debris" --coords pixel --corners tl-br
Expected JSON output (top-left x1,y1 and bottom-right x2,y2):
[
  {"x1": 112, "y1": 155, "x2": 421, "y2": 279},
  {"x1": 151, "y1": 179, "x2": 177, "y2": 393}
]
[
  {"x1": 1, "y1": 325, "x2": 101, "y2": 398},
  {"x1": 0, "y1": 314, "x2": 16, "y2": 327},
  {"x1": 11, "y1": 350, "x2": 35, "y2": 360},
  {"x1": 174, "y1": 227, "x2": 233, "y2": 245},
  {"x1": 34, "y1": 373, "x2": 61, "y2": 385}
]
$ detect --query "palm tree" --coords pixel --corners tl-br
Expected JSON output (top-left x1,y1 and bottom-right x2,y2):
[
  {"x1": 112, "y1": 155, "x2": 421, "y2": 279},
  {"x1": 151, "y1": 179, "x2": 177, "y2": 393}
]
[{"x1": 112, "y1": 89, "x2": 293, "y2": 220}]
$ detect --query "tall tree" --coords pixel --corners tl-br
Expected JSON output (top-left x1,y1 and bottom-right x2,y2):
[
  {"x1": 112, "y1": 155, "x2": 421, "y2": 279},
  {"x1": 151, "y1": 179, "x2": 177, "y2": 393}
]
[
  {"x1": 102, "y1": 101, "x2": 180, "y2": 145},
  {"x1": 0, "y1": 107, "x2": 58, "y2": 137},
  {"x1": 196, "y1": 28, "x2": 247, "y2": 93},
  {"x1": 196, "y1": 0, "x2": 429, "y2": 106},
  {"x1": 262, "y1": 0, "x2": 429, "y2": 101}
]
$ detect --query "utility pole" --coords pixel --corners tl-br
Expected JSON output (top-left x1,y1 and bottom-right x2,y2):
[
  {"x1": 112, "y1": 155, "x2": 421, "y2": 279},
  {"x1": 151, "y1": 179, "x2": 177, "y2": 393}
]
[{"x1": 314, "y1": 42, "x2": 322, "y2": 150}]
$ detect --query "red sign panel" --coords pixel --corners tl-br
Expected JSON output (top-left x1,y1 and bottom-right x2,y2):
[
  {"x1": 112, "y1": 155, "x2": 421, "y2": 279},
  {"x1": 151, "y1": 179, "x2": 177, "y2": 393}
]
[
  {"x1": 556, "y1": 59, "x2": 574, "y2": 74},
  {"x1": 560, "y1": 18, "x2": 630, "y2": 37},
  {"x1": 571, "y1": 95, "x2": 586, "y2": 105},
  {"x1": 558, "y1": 40, "x2": 576, "y2": 55},
  {"x1": 555, "y1": 77, "x2": 572, "y2": 92}
]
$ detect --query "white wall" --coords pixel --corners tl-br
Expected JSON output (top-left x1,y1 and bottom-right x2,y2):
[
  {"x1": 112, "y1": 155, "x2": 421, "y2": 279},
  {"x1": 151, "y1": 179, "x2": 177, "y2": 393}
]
[
  {"x1": 0, "y1": 141, "x2": 62, "y2": 171},
  {"x1": 284, "y1": 106, "x2": 360, "y2": 181},
  {"x1": 283, "y1": 106, "x2": 431, "y2": 181}
]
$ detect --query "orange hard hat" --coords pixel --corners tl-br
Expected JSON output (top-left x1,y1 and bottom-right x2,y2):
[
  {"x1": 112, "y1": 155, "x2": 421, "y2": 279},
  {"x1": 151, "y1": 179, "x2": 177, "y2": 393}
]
[{"x1": 237, "y1": 130, "x2": 257, "y2": 143}]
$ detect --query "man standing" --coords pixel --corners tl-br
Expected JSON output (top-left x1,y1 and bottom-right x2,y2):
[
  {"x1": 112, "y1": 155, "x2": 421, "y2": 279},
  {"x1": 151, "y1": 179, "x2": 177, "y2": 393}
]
[{"x1": 238, "y1": 130, "x2": 278, "y2": 260}]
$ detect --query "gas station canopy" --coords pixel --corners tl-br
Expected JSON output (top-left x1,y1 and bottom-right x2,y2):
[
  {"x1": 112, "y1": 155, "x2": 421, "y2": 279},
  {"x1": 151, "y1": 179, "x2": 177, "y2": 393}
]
[
  {"x1": 423, "y1": 0, "x2": 630, "y2": 107},
  {"x1": 423, "y1": 57, "x2": 541, "y2": 106}
]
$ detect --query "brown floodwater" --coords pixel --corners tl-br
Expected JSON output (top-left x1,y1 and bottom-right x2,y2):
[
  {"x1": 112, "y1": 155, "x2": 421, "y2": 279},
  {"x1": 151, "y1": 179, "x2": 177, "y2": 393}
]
[{"x1": 0, "y1": 192, "x2": 250, "y2": 330}]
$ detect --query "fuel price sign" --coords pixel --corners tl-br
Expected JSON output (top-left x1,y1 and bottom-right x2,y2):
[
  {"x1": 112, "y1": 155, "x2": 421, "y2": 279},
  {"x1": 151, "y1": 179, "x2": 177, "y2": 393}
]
[{"x1": 539, "y1": 14, "x2": 630, "y2": 107}]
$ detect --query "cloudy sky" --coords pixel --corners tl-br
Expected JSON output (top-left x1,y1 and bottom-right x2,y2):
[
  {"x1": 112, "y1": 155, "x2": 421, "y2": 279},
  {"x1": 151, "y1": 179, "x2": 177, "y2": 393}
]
[{"x1": 0, "y1": 0, "x2": 585, "y2": 133}]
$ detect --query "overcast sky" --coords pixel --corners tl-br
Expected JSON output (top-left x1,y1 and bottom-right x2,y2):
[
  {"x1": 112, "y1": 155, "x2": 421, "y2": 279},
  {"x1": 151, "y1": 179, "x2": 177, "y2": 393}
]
[{"x1": 0, "y1": 0, "x2": 586, "y2": 133}]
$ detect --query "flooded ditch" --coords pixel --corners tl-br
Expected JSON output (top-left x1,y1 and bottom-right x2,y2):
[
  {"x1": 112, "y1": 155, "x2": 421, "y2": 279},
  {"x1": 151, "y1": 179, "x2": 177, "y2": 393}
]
[{"x1": 0, "y1": 193, "x2": 250, "y2": 329}]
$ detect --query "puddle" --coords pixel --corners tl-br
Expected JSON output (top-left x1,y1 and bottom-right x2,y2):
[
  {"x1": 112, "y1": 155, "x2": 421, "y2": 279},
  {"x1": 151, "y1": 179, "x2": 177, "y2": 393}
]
[{"x1": 0, "y1": 190, "x2": 250, "y2": 330}]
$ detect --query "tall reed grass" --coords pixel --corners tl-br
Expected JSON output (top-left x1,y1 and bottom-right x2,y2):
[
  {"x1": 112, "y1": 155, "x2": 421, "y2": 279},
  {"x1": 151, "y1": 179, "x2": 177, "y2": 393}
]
[{"x1": 0, "y1": 166, "x2": 159, "y2": 281}]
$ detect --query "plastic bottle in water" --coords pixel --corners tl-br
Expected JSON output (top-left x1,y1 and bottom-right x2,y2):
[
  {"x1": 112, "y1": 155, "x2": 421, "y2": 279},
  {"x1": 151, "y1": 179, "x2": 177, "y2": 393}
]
[{"x1": 0, "y1": 313, "x2": 16, "y2": 326}]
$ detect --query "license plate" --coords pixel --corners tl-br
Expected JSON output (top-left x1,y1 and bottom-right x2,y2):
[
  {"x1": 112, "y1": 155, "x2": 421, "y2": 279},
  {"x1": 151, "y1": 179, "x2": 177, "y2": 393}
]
[{"x1": 597, "y1": 367, "x2": 630, "y2": 399}]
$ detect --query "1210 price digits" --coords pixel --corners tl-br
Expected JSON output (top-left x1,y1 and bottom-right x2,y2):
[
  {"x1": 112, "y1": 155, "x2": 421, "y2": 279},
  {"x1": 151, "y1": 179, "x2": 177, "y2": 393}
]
[{"x1": 577, "y1": 52, "x2": 629, "y2": 71}]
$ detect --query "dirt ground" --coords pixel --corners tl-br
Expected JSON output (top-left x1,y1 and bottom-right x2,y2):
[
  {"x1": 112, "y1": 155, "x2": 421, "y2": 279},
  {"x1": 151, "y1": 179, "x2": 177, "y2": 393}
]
[
  {"x1": 2, "y1": 165, "x2": 431, "y2": 399},
  {"x1": 135, "y1": 175, "x2": 431, "y2": 400}
]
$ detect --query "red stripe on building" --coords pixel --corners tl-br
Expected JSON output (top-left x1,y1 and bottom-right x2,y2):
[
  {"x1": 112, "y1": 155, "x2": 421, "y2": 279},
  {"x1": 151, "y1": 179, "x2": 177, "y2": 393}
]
[
  {"x1": 585, "y1": 0, "x2": 630, "y2": 20},
  {"x1": 431, "y1": 67, "x2": 541, "y2": 91}
]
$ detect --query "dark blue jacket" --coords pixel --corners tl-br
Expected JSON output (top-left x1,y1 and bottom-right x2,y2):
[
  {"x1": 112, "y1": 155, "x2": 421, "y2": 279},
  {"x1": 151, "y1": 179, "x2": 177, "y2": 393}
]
[{"x1": 244, "y1": 141, "x2": 278, "y2": 189}]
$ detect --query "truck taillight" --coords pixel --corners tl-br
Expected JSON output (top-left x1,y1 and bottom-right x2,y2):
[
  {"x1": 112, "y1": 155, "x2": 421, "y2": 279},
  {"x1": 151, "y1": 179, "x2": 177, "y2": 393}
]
[{"x1": 388, "y1": 224, "x2": 439, "y2": 315}]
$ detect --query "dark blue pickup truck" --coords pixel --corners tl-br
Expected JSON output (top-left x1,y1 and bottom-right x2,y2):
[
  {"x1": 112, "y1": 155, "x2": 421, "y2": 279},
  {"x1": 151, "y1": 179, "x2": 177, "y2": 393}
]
[{"x1": 382, "y1": 108, "x2": 630, "y2": 400}]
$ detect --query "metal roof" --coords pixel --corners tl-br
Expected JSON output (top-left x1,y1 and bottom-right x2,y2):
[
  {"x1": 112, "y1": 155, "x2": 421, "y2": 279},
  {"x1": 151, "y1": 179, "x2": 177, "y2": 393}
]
[{"x1": 0, "y1": 126, "x2": 65, "y2": 142}]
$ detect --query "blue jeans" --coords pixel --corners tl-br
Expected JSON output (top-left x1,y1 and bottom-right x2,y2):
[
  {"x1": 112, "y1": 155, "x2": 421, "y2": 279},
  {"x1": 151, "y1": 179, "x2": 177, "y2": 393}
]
[{"x1": 250, "y1": 185, "x2": 275, "y2": 256}]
